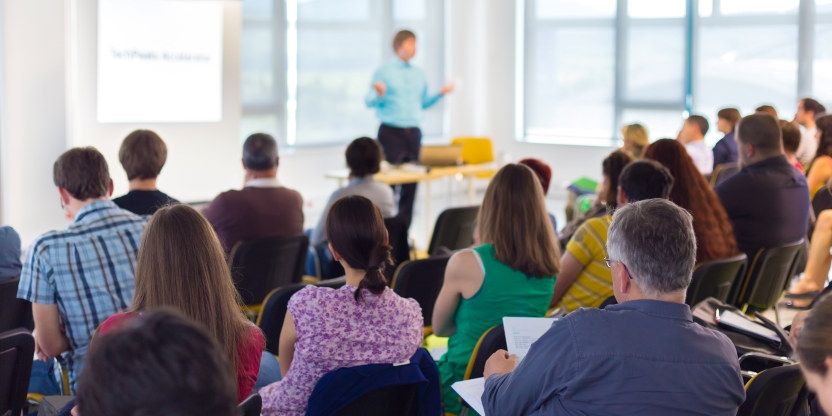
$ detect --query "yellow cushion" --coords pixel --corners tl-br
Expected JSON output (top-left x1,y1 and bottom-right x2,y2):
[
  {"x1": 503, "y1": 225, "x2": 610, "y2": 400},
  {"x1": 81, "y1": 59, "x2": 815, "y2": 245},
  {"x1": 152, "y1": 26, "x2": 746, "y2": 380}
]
[{"x1": 451, "y1": 137, "x2": 495, "y2": 164}]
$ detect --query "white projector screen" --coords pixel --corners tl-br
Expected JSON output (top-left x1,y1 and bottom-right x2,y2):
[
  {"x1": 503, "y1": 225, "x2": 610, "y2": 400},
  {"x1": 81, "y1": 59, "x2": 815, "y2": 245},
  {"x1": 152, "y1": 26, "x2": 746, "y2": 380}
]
[{"x1": 97, "y1": 0, "x2": 223, "y2": 123}]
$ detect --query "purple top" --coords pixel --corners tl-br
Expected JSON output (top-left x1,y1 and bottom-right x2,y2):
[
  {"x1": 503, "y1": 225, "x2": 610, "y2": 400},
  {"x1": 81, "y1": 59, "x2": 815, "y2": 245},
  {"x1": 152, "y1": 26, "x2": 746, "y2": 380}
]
[{"x1": 260, "y1": 284, "x2": 423, "y2": 415}]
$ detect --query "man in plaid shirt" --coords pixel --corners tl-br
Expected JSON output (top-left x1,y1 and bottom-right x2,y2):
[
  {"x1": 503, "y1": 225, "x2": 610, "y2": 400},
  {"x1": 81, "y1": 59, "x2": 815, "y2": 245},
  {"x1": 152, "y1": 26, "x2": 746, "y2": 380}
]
[{"x1": 17, "y1": 147, "x2": 146, "y2": 391}]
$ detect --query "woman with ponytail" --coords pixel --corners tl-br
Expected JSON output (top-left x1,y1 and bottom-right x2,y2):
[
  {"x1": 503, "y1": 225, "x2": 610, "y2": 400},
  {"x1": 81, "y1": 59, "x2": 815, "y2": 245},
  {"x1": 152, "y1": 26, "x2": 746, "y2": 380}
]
[{"x1": 260, "y1": 196, "x2": 422, "y2": 416}]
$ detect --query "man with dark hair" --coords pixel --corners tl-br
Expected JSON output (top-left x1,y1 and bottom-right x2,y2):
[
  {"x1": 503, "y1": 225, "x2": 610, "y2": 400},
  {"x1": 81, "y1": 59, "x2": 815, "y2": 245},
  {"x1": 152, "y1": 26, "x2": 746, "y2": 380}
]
[
  {"x1": 16, "y1": 147, "x2": 145, "y2": 392},
  {"x1": 365, "y1": 29, "x2": 454, "y2": 227},
  {"x1": 717, "y1": 114, "x2": 809, "y2": 262},
  {"x1": 781, "y1": 119, "x2": 805, "y2": 174},
  {"x1": 676, "y1": 114, "x2": 713, "y2": 175},
  {"x1": 795, "y1": 97, "x2": 827, "y2": 165},
  {"x1": 713, "y1": 108, "x2": 742, "y2": 168},
  {"x1": 310, "y1": 137, "x2": 396, "y2": 245},
  {"x1": 112, "y1": 129, "x2": 179, "y2": 216},
  {"x1": 550, "y1": 160, "x2": 675, "y2": 312},
  {"x1": 76, "y1": 309, "x2": 238, "y2": 416},
  {"x1": 756, "y1": 104, "x2": 779, "y2": 119},
  {"x1": 203, "y1": 132, "x2": 303, "y2": 252}
]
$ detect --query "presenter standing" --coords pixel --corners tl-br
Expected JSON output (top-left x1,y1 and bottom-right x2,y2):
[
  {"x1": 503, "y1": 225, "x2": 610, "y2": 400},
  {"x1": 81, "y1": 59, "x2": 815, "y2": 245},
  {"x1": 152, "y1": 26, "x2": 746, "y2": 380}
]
[{"x1": 365, "y1": 29, "x2": 453, "y2": 228}]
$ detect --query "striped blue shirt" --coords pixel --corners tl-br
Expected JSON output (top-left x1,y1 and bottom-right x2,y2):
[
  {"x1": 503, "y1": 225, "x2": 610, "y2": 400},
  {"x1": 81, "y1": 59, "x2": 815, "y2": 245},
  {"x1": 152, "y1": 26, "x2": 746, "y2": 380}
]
[
  {"x1": 17, "y1": 200, "x2": 145, "y2": 390},
  {"x1": 365, "y1": 58, "x2": 444, "y2": 128}
]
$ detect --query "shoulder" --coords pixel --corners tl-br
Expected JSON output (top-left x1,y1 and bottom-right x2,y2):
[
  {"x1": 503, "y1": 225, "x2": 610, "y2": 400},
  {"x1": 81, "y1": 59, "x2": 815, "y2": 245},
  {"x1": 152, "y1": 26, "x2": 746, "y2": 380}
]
[
  {"x1": 288, "y1": 285, "x2": 336, "y2": 310},
  {"x1": 98, "y1": 311, "x2": 138, "y2": 335},
  {"x1": 0, "y1": 226, "x2": 20, "y2": 245},
  {"x1": 446, "y1": 249, "x2": 483, "y2": 283},
  {"x1": 277, "y1": 186, "x2": 304, "y2": 203},
  {"x1": 241, "y1": 323, "x2": 266, "y2": 351},
  {"x1": 27, "y1": 229, "x2": 67, "y2": 257}
]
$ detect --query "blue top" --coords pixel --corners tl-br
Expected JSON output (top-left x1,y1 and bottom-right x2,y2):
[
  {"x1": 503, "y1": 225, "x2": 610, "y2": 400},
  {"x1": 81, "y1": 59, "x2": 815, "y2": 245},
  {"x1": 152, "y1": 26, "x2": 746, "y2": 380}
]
[
  {"x1": 310, "y1": 177, "x2": 397, "y2": 246},
  {"x1": 482, "y1": 300, "x2": 745, "y2": 416},
  {"x1": 712, "y1": 132, "x2": 738, "y2": 168},
  {"x1": 365, "y1": 58, "x2": 444, "y2": 128},
  {"x1": 17, "y1": 200, "x2": 146, "y2": 391},
  {"x1": 0, "y1": 226, "x2": 21, "y2": 281}
]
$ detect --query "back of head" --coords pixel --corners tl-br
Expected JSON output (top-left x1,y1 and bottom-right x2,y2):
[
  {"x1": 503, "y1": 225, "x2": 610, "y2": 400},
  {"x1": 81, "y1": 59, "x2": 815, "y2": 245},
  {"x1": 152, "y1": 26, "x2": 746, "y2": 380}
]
[
  {"x1": 478, "y1": 164, "x2": 560, "y2": 277},
  {"x1": 717, "y1": 108, "x2": 742, "y2": 132},
  {"x1": 77, "y1": 309, "x2": 237, "y2": 416},
  {"x1": 618, "y1": 160, "x2": 674, "y2": 202},
  {"x1": 602, "y1": 150, "x2": 634, "y2": 209},
  {"x1": 518, "y1": 158, "x2": 552, "y2": 195},
  {"x1": 780, "y1": 120, "x2": 801, "y2": 154},
  {"x1": 119, "y1": 129, "x2": 168, "y2": 180},
  {"x1": 243, "y1": 133, "x2": 279, "y2": 171},
  {"x1": 392, "y1": 29, "x2": 416, "y2": 51},
  {"x1": 687, "y1": 115, "x2": 710, "y2": 136},
  {"x1": 803, "y1": 97, "x2": 827, "y2": 116},
  {"x1": 607, "y1": 199, "x2": 696, "y2": 295},
  {"x1": 643, "y1": 138, "x2": 703, "y2": 210},
  {"x1": 346, "y1": 137, "x2": 383, "y2": 178},
  {"x1": 756, "y1": 104, "x2": 779, "y2": 119},
  {"x1": 326, "y1": 195, "x2": 392, "y2": 301},
  {"x1": 797, "y1": 293, "x2": 832, "y2": 377},
  {"x1": 53, "y1": 147, "x2": 111, "y2": 200},
  {"x1": 815, "y1": 115, "x2": 832, "y2": 159},
  {"x1": 737, "y1": 113, "x2": 783, "y2": 156}
]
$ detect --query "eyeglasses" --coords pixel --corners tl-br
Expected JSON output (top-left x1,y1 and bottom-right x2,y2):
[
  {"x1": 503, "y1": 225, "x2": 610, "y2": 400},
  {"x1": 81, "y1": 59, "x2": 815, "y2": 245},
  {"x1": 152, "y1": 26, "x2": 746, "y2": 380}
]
[{"x1": 603, "y1": 257, "x2": 620, "y2": 269}]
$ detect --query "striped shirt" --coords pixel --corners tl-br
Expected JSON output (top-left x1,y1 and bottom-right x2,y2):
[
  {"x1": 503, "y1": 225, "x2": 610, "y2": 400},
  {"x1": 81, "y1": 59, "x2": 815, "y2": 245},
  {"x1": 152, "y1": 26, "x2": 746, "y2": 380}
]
[
  {"x1": 561, "y1": 215, "x2": 613, "y2": 312},
  {"x1": 17, "y1": 200, "x2": 145, "y2": 390}
]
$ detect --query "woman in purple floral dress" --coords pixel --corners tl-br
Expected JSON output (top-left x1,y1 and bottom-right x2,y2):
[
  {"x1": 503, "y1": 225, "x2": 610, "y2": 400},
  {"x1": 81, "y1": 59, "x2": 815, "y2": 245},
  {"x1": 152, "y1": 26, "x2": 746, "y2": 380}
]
[{"x1": 260, "y1": 196, "x2": 423, "y2": 415}]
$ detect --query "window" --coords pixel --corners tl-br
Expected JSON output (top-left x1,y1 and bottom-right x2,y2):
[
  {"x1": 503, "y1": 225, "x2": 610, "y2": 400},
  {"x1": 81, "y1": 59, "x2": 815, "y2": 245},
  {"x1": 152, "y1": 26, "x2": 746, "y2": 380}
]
[{"x1": 241, "y1": 0, "x2": 446, "y2": 147}]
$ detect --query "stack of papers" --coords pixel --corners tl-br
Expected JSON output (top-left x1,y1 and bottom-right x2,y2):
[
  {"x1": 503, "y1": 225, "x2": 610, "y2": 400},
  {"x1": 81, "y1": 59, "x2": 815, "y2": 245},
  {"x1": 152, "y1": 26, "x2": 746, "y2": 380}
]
[{"x1": 503, "y1": 317, "x2": 557, "y2": 361}]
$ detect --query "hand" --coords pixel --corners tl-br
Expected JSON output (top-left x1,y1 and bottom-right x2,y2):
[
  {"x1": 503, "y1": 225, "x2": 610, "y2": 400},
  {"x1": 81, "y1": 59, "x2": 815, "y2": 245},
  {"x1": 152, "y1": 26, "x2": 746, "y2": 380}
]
[
  {"x1": 32, "y1": 330, "x2": 49, "y2": 361},
  {"x1": 71, "y1": 405, "x2": 80, "y2": 416},
  {"x1": 483, "y1": 349, "x2": 517, "y2": 379},
  {"x1": 440, "y1": 83, "x2": 455, "y2": 95},
  {"x1": 373, "y1": 81, "x2": 386, "y2": 97}
]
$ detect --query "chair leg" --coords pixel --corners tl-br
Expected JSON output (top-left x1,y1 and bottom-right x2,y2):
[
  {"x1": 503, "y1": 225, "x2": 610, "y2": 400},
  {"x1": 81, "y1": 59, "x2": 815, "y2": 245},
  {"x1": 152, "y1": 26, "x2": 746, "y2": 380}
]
[{"x1": 773, "y1": 304, "x2": 781, "y2": 327}]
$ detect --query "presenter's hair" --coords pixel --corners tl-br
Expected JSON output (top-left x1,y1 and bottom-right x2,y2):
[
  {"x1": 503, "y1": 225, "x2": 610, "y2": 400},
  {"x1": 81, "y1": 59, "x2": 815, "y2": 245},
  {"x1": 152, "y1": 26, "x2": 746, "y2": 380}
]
[
  {"x1": 53, "y1": 147, "x2": 111, "y2": 200},
  {"x1": 119, "y1": 129, "x2": 168, "y2": 180},
  {"x1": 242, "y1": 132, "x2": 279, "y2": 171},
  {"x1": 346, "y1": 137, "x2": 383, "y2": 178},
  {"x1": 393, "y1": 29, "x2": 416, "y2": 51}
]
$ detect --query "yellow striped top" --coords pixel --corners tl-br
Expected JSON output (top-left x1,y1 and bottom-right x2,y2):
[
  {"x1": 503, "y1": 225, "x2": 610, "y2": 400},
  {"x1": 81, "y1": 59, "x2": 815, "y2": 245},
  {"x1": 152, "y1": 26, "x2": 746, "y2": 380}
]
[{"x1": 560, "y1": 215, "x2": 613, "y2": 312}]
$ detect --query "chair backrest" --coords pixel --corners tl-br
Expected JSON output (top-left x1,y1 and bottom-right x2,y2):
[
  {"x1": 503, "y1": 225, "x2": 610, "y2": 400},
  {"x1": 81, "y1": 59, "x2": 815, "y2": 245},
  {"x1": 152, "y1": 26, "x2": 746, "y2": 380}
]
[
  {"x1": 384, "y1": 216, "x2": 411, "y2": 274},
  {"x1": 738, "y1": 364, "x2": 805, "y2": 416},
  {"x1": 230, "y1": 235, "x2": 310, "y2": 306},
  {"x1": 391, "y1": 257, "x2": 449, "y2": 327},
  {"x1": 812, "y1": 185, "x2": 832, "y2": 217},
  {"x1": 710, "y1": 162, "x2": 740, "y2": 187},
  {"x1": 686, "y1": 254, "x2": 747, "y2": 307},
  {"x1": 463, "y1": 325, "x2": 506, "y2": 380},
  {"x1": 732, "y1": 240, "x2": 804, "y2": 311},
  {"x1": 257, "y1": 283, "x2": 307, "y2": 355},
  {"x1": 450, "y1": 137, "x2": 494, "y2": 165},
  {"x1": 238, "y1": 393, "x2": 262, "y2": 416},
  {"x1": 0, "y1": 277, "x2": 34, "y2": 333},
  {"x1": 427, "y1": 206, "x2": 479, "y2": 256},
  {"x1": 0, "y1": 329, "x2": 35, "y2": 416},
  {"x1": 334, "y1": 383, "x2": 419, "y2": 416}
]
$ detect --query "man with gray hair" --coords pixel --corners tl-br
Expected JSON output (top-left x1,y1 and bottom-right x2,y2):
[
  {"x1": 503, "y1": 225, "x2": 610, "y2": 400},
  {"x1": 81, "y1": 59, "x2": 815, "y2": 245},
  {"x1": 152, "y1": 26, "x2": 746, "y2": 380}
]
[{"x1": 481, "y1": 199, "x2": 745, "y2": 416}]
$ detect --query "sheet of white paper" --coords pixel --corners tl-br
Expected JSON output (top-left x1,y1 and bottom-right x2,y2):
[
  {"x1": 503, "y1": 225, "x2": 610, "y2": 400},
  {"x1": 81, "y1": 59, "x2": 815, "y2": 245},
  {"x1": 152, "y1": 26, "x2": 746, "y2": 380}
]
[
  {"x1": 452, "y1": 377, "x2": 486, "y2": 415},
  {"x1": 718, "y1": 310, "x2": 779, "y2": 342},
  {"x1": 503, "y1": 317, "x2": 557, "y2": 361}
]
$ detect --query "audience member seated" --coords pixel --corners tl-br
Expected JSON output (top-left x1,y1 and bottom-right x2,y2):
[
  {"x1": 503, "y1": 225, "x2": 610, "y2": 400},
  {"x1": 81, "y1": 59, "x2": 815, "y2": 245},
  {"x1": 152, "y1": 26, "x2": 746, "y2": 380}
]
[
  {"x1": 756, "y1": 104, "x2": 779, "y2": 119},
  {"x1": 782, "y1": 119, "x2": 806, "y2": 174},
  {"x1": 713, "y1": 107, "x2": 741, "y2": 168},
  {"x1": 644, "y1": 139, "x2": 738, "y2": 264},
  {"x1": 0, "y1": 225, "x2": 21, "y2": 282},
  {"x1": 807, "y1": 115, "x2": 832, "y2": 199},
  {"x1": 559, "y1": 151, "x2": 632, "y2": 247},
  {"x1": 16, "y1": 147, "x2": 145, "y2": 391},
  {"x1": 204, "y1": 133, "x2": 304, "y2": 252},
  {"x1": 431, "y1": 164, "x2": 560, "y2": 415},
  {"x1": 620, "y1": 122, "x2": 649, "y2": 159},
  {"x1": 795, "y1": 293, "x2": 832, "y2": 415},
  {"x1": 310, "y1": 137, "x2": 396, "y2": 246},
  {"x1": 112, "y1": 129, "x2": 179, "y2": 216},
  {"x1": 550, "y1": 160, "x2": 674, "y2": 312},
  {"x1": 98, "y1": 205, "x2": 264, "y2": 401},
  {"x1": 716, "y1": 114, "x2": 809, "y2": 265},
  {"x1": 788, "y1": 209, "x2": 832, "y2": 299},
  {"x1": 795, "y1": 97, "x2": 826, "y2": 166},
  {"x1": 76, "y1": 309, "x2": 238, "y2": 416},
  {"x1": 519, "y1": 158, "x2": 557, "y2": 231},
  {"x1": 481, "y1": 199, "x2": 746, "y2": 416},
  {"x1": 676, "y1": 114, "x2": 713, "y2": 175},
  {"x1": 260, "y1": 196, "x2": 422, "y2": 416}
]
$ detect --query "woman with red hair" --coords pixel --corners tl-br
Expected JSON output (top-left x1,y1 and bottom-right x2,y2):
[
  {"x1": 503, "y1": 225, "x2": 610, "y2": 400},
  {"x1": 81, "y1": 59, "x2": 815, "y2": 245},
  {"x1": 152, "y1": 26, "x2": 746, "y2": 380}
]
[
  {"x1": 643, "y1": 139, "x2": 738, "y2": 263},
  {"x1": 519, "y1": 158, "x2": 557, "y2": 231}
]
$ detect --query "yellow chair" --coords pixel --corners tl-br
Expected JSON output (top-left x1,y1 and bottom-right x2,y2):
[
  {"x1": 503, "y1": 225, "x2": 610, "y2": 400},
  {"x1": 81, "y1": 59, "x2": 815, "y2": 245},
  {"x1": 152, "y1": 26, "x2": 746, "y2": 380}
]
[{"x1": 450, "y1": 137, "x2": 498, "y2": 200}]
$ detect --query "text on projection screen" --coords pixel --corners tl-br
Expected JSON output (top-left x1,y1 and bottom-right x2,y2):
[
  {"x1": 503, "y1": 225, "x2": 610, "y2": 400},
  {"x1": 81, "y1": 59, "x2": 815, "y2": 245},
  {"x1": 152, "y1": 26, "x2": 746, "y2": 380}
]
[{"x1": 97, "y1": 0, "x2": 223, "y2": 123}]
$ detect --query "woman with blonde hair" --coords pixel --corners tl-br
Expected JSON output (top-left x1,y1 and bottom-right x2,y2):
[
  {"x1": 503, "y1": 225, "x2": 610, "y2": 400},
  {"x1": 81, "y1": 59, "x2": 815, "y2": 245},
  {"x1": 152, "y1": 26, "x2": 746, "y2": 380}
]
[
  {"x1": 621, "y1": 123, "x2": 649, "y2": 159},
  {"x1": 98, "y1": 204, "x2": 264, "y2": 402},
  {"x1": 432, "y1": 163, "x2": 560, "y2": 415}
]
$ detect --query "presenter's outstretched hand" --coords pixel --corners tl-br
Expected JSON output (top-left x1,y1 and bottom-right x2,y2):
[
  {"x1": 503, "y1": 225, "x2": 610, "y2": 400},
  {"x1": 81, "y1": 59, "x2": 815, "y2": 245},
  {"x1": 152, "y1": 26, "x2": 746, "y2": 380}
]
[
  {"x1": 374, "y1": 81, "x2": 387, "y2": 96},
  {"x1": 440, "y1": 83, "x2": 455, "y2": 95}
]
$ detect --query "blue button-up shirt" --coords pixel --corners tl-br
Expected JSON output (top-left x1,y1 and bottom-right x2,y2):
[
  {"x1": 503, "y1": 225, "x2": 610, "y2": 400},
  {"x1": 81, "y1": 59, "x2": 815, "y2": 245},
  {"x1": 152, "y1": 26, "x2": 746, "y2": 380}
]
[
  {"x1": 365, "y1": 58, "x2": 443, "y2": 128},
  {"x1": 17, "y1": 200, "x2": 145, "y2": 390},
  {"x1": 482, "y1": 300, "x2": 746, "y2": 416}
]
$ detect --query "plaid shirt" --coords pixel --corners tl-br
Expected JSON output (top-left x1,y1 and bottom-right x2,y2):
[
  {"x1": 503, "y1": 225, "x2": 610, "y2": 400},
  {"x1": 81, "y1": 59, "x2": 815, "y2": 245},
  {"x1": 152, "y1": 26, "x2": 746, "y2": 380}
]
[{"x1": 17, "y1": 200, "x2": 145, "y2": 390}]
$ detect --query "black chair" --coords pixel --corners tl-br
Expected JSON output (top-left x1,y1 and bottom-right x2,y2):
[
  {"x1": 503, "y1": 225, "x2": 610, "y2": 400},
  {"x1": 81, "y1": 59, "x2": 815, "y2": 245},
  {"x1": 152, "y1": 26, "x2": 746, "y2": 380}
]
[
  {"x1": 0, "y1": 328, "x2": 35, "y2": 416},
  {"x1": 710, "y1": 162, "x2": 740, "y2": 187},
  {"x1": 737, "y1": 364, "x2": 805, "y2": 416},
  {"x1": 427, "y1": 206, "x2": 479, "y2": 256},
  {"x1": 0, "y1": 277, "x2": 34, "y2": 333},
  {"x1": 238, "y1": 393, "x2": 262, "y2": 416},
  {"x1": 812, "y1": 185, "x2": 832, "y2": 218},
  {"x1": 334, "y1": 383, "x2": 420, "y2": 416},
  {"x1": 230, "y1": 235, "x2": 309, "y2": 307},
  {"x1": 731, "y1": 240, "x2": 805, "y2": 313},
  {"x1": 256, "y1": 283, "x2": 307, "y2": 355},
  {"x1": 385, "y1": 216, "x2": 411, "y2": 273},
  {"x1": 463, "y1": 325, "x2": 506, "y2": 380},
  {"x1": 686, "y1": 254, "x2": 747, "y2": 307},
  {"x1": 391, "y1": 256, "x2": 449, "y2": 328}
]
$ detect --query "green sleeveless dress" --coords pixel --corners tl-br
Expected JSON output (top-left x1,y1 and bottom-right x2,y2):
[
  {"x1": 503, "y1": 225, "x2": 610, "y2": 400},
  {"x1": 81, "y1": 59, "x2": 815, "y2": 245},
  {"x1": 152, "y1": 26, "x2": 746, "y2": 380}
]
[{"x1": 437, "y1": 243, "x2": 556, "y2": 414}]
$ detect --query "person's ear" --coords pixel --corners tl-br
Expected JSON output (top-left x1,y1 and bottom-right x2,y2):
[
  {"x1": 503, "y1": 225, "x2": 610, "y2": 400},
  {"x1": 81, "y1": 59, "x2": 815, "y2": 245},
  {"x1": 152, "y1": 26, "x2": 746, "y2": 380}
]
[
  {"x1": 58, "y1": 187, "x2": 71, "y2": 207},
  {"x1": 614, "y1": 264, "x2": 631, "y2": 295},
  {"x1": 107, "y1": 179, "x2": 114, "y2": 197},
  {"x1": 328, "y1": 243, "x2": 342, "y2": 262},
  {"x1": 616, "y1": 187, "x2": 627, "y2": 206},
  {"x1": 274, "y1": 157, "x2": 280, "y2": 169}
]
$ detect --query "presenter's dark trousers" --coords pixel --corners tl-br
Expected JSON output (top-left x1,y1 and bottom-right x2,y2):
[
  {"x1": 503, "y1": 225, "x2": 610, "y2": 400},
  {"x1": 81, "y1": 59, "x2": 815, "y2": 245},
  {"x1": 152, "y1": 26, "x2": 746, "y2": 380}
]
[{"x1": 377, "y1": 123, "x2": 421, "y2": 229}]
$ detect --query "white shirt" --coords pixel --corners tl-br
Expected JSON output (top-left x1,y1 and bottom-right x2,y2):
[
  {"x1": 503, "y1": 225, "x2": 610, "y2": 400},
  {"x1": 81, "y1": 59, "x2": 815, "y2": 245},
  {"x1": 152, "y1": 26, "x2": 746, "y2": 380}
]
[
  {"x1": 244, "y1": 177, "x2": 281, "y2": 188},
  {"x1": 310, "y1": 177, "x2": 397, "y2": 246},
  {"x1": 796, "y1": 125, "x2": 818, "y2": 166},
  {"x1": 685, "y1": 140, "x2": 714, "y2": 175}
]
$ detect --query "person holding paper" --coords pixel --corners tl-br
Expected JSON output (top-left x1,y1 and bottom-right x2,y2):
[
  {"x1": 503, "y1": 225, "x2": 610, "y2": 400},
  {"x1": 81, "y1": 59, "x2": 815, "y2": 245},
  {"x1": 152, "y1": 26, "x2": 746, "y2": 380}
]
[{"x1": 482, "y1": 199, "x2": 745, "y2": 416}]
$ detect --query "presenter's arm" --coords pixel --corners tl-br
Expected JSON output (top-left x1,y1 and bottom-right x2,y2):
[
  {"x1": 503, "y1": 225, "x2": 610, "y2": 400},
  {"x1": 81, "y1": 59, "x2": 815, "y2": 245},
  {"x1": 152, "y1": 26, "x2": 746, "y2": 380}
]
[{"x1": 365, "y1": 69, "x2": 386, "y2": 108}]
